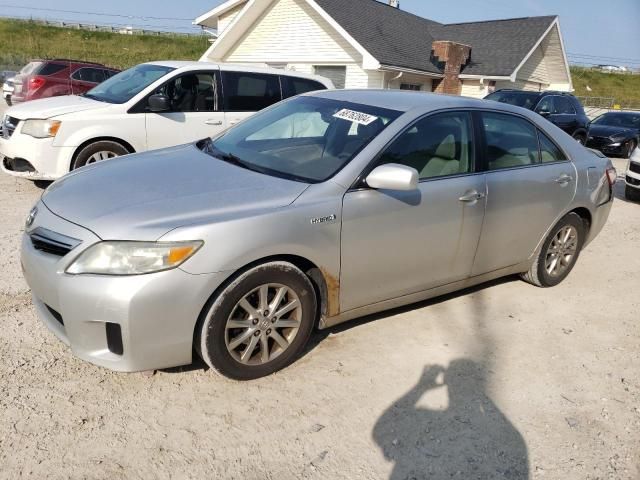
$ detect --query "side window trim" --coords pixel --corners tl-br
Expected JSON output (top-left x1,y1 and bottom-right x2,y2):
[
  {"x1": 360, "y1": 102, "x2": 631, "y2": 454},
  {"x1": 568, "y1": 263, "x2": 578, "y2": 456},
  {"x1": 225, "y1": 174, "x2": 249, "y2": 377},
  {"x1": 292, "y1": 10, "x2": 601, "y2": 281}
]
[
  {"x1": 536, "y1": 128, "x2": 571, "y2": 164},
  {"x1": 350, "y1": 109, "x2": 479, "y2": 190}
]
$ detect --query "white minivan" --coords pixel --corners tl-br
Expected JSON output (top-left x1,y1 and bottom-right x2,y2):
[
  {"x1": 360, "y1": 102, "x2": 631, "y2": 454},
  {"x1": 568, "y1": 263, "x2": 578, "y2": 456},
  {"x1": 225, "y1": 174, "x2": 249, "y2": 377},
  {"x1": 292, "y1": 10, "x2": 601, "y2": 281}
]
[{"x1": 0, "y1": 61, "x2": 333, "y2": 180}]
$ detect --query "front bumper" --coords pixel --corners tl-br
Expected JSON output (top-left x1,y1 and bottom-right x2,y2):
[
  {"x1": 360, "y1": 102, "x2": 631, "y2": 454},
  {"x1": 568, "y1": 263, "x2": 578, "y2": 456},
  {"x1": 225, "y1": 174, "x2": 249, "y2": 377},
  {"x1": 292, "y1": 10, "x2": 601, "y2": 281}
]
[
  {"x1": 0, "y1": 127, "x2": 75, "y2": 180},
  {"x1": 585, "y1": 140, "x2": 627, "y2": 156},
  {"x1": 21, "y1": 202, "x2": 231, "y2": 372},
  {"x1": 626, "y1": 165, "x2": 640, "y2": 190}
]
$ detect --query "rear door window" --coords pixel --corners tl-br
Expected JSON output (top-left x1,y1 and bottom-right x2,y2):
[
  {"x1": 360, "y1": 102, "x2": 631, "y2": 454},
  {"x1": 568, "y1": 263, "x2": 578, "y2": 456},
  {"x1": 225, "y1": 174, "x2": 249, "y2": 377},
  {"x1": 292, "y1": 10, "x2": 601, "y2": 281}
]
[
  {"x1": 221, "y1": 71, "x2": 282, "y2": 112},
  {"x1": 281, "y1": 76, "x2": 326, "y2": 99},
  {"x1": 481, "y1": 112, "x2": 540, "y2": 170},
  {"x1": 538, "y1": 130, "x2": 567, "y2": 163},
  {"x1": 72, "y1": 68, "x2": 106, "y2": 83}
]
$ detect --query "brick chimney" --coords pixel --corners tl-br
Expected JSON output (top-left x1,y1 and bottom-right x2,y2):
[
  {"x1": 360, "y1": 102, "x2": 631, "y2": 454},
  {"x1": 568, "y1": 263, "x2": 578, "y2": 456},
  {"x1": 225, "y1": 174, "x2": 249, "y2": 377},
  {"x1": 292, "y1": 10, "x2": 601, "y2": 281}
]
[{"x1": 431, "y1": 40, "x2": 471, "y2": 95}]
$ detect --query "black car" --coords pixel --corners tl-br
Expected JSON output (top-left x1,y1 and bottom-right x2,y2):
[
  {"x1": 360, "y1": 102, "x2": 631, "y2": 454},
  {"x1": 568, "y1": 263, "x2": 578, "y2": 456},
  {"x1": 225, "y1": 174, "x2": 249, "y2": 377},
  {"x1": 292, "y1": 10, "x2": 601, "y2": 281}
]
[
  {"x1": 485, "y1": 90, "x2": 590, "y2": 144},
  {"x1": 586, "y1": 112, "x2": 640, "y2": 159}
]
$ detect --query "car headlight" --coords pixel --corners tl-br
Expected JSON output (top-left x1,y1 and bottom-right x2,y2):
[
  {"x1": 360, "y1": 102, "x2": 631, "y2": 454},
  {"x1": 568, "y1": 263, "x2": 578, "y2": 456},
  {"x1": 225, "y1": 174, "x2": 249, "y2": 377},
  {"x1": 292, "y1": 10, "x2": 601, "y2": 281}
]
[
  {"x1": 21, "y1": 119, "x2": 62, "y2": 138},
  {"x1": 66, "y1": 241, "x2": 203, "y2": 276}
]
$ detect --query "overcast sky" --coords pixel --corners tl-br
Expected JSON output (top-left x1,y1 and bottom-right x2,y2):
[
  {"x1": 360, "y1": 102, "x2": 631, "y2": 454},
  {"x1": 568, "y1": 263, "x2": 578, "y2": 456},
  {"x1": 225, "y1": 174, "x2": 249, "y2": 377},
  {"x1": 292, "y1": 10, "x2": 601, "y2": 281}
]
[{"x1": 1, "y1": 0, "x2": 639, "y2": 68}]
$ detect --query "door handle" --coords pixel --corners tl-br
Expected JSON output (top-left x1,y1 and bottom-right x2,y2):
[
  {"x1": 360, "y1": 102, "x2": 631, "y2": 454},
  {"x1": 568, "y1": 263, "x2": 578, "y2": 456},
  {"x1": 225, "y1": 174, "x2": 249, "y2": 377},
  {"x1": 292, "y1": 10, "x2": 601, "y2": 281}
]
[
  {"x1": 459, "y1": 190, "x2": 486, "y2": 203},
  {"x1": 205, "y1": 120, "x2": 223, "y2": 126},
  {"x1": 554, "y1": 174, "x2": 573, "y2": 184}
]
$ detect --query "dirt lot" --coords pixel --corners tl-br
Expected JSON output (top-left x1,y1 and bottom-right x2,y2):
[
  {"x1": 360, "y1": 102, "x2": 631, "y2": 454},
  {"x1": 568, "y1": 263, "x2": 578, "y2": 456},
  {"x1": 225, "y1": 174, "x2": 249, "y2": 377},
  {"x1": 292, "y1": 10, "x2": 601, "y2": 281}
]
[{"x1": 1, "y1": 102, "x2": 639, "y2": 479}]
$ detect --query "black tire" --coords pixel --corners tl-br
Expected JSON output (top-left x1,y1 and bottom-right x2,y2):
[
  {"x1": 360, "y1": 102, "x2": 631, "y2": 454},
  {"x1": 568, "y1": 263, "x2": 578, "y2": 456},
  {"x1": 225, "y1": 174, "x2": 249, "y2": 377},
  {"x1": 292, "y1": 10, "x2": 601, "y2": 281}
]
[
  {"x1": 626, "y1": 185, "x2": 640, "y2": 202},
  {"x1": 4, "y1": 96, "x2": 11, "y2": 106},
  {"x1": 521, "y1": 212, "x2": 586, "y2": 288},
  {"x1": 72, "y1": 140, "x2": 129, "y2": 170},
  {"x1": 624, "y1": 139, "x2": 637, "y2": 159},
  {"x1": 197, "y1": 261, "x2": 317, "y2": 380},
  {"x1": 572, "y1": 132, "x2": 586, "y2": 145}
]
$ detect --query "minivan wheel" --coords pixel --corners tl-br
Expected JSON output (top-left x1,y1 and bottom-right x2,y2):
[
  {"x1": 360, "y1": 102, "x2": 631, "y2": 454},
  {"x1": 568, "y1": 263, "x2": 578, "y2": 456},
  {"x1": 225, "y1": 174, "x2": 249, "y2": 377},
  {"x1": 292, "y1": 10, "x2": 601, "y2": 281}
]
[
  {"x1": 197, "y1": 262, "x2": 317, "y2": 380},
  {"x1": 521, "y1": 213, "x2": 585, "y2": 288},
  {"x1": 72, "y1": 141, "x2": 129, "y2": 170}
]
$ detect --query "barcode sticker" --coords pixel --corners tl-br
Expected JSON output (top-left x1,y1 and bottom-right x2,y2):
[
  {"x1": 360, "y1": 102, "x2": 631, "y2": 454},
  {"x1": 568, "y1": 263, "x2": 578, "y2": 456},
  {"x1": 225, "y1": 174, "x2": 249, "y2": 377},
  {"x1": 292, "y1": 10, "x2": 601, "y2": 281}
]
[{"x1": 333, "y1": 109, "x2": 379, "y2": 126}]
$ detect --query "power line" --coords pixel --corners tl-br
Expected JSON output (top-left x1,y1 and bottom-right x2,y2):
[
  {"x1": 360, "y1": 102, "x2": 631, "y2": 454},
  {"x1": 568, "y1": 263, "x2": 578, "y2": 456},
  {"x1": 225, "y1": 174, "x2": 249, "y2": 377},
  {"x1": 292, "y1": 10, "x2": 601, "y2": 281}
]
[
  {"x1": 567, "y1": 52, "x2": 640, "y2": 63},
  {"x1": 0, "y1": 3, "x2": 196, "y2": 22},
  {"x1": 0, "y1": 14, "x2": 200, "y2": 32}
]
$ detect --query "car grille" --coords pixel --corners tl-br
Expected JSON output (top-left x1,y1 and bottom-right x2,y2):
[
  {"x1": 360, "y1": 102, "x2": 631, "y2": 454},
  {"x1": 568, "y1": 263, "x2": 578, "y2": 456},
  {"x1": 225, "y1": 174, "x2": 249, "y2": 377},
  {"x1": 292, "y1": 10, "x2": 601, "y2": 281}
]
[
  {"x1": 0, "y1": 115, "x2": 19, "y2": 139},
  {"x1": 629, "y1": 162, "x2": 640, "y2": 175},
  {"x1": 587, "y1": 136, "x2": 612, "y2": 148},
  {"x1": 29, "y1": 227, "x2": 81, "y2": 257}
]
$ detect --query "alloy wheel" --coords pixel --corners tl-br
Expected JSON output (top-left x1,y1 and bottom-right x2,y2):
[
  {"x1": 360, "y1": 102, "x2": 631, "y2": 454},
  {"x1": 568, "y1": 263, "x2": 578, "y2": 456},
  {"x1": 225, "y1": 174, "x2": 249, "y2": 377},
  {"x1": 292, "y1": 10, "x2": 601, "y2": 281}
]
[
  {"x1": 86, "y1": 150, "x2": 118, "y2": 164},
  {"x1": 545, "y1": 225, "x2": 579, "y2": 277},
  {"x1": 225, "y1": 284, "x2": 302, "y2": 366}
]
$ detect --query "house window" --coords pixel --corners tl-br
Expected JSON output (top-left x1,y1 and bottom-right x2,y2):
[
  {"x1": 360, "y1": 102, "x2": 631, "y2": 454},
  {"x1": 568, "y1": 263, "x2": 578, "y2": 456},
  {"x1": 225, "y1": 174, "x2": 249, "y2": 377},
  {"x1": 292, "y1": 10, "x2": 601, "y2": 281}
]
[
  {"x1": 313, "y1": 66, "x2": 346, "y2": 89},
  {"x1": 400, "y1": 83, "x2": 422, "y2": 91}
]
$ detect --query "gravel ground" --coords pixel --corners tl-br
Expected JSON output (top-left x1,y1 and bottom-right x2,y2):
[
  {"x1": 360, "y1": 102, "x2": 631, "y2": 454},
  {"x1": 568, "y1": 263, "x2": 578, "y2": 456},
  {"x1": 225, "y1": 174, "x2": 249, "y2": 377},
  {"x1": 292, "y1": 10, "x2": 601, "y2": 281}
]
[{"x1": 0, "y1": 102, "x2": 639, "y2": 479}]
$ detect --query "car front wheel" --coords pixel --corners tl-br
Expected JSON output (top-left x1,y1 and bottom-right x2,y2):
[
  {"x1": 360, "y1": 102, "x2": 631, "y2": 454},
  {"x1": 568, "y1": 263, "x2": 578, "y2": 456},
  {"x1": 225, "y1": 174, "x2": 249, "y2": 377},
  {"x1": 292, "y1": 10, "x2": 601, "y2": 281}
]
[
  {"x1": 197, "y1": 262, "x2": 317, "y2": 380},
  {"x1": 572, "y1": 132, "x2": 586, "y2": 145},
  {"x1": 521, "y1": 212, "x2": 585, "y2": 288},
  {"x1": 72, "y1": 140, "x2": 129, "y2": 170}
]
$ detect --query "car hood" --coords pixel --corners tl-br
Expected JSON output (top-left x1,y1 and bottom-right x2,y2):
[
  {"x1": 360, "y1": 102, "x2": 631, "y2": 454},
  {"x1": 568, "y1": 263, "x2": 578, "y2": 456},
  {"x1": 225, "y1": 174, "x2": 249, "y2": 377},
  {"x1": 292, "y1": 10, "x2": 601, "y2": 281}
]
[
  {"x1": 41, "y1": 143, "x2": 310, "y2": 240},
  {"x1": 588, "y1": 124, "x2": 637, "y2": 139},
  {"x1": 6, "y1": 95, "x2": 108, "y2": 120}
]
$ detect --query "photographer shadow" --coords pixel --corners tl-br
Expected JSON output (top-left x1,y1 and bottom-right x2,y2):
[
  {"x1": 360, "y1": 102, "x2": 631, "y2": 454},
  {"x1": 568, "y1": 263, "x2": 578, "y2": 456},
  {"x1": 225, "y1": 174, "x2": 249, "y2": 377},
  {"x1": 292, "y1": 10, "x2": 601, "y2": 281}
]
[{"x1": 373, "y1": 360, "x2": 529, "y2": 480}]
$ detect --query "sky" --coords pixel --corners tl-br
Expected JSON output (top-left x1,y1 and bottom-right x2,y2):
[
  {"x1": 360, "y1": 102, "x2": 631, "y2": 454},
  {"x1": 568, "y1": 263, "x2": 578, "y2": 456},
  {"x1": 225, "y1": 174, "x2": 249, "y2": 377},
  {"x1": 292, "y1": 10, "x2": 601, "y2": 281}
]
[{"x1": 1, "y1": 0, "x2": 639, "y2": 69}]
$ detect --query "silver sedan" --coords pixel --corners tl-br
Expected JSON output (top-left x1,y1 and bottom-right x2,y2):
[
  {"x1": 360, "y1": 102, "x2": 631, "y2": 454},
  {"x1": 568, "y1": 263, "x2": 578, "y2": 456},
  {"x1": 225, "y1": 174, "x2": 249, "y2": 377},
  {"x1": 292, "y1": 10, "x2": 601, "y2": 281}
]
[{"x1": 21, "y1": 90, "x2": 616, "y2": 379}]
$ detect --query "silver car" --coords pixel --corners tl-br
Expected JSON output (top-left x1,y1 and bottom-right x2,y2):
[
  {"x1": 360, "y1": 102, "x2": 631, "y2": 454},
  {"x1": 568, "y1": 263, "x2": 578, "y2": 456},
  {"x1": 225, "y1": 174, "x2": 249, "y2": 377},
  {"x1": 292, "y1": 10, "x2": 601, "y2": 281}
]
[{"x1": 21, "y1": 90, "x2": 616, "y2": 380}]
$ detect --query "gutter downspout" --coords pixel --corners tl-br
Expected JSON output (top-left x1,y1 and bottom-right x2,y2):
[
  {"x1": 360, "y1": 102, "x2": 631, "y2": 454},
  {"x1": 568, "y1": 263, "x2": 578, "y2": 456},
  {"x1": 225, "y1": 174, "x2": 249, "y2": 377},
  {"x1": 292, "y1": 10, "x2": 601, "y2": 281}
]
[{"x1": 389, "y1": 71, "x2": 403, "y2": 89}]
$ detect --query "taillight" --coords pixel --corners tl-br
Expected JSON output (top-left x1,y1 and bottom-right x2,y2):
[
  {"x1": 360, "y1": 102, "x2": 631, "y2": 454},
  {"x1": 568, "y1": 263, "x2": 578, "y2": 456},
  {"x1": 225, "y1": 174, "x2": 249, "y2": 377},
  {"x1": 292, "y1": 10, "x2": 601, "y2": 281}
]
[
  {"x1": 28, "y1": 76, "x2": 46, "y2": 92},
  {"x1": 606, "y1": 167, "x2": 617, "y2": 186}
]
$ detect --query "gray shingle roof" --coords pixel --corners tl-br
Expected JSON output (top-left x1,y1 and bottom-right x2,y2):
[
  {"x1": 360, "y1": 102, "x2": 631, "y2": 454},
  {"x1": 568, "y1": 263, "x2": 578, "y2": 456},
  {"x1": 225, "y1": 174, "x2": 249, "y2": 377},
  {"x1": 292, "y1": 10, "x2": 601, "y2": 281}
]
[{"x1": 314, "y1": 0, "x2": 557, "y2": 77}]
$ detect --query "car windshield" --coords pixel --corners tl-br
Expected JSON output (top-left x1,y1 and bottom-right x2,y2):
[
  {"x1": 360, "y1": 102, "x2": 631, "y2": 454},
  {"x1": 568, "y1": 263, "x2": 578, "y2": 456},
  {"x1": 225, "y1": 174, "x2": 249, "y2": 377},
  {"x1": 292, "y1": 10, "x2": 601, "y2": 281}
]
[
  {"x1": 208, "y1": 96, "x2": 402, "y2": 183},
  {"x1": 592, "y1": 113, "x2": 640, "y2": 130},
  {"x1": 485, "y1": 91, "x2": 541, "y2": 110},
  {"x1": 84, "y1": 64, "x2": 174, "y2": 104}
]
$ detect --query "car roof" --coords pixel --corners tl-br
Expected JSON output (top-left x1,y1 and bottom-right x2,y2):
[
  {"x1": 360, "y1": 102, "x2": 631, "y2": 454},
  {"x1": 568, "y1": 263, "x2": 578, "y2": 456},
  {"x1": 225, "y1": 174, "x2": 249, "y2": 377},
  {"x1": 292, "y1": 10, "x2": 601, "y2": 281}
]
[
  {"x1": 144, "y1": 60, "x2": 330, "y2": 84},
  {"x1": 307, "y1": 89, "x2": 529, "y2": 114},
  {"x1": 492, "y1": 89, "x2": 576, "y2": 97}
]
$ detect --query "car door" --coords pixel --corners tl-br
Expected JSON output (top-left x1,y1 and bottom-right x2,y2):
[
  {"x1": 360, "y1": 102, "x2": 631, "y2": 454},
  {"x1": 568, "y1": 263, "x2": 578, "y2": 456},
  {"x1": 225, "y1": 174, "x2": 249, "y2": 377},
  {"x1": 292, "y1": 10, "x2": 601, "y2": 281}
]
[
  {"x1": 220, "y1": 70, "x2": 282, "y2": 128},
  {"x1": 144, "y1": 70, "x2": 226, "y2": 150},
  {"x1": 340, "y1": 111, "x2": 487, "y2": 311},
  {"x1": 70, "y1": 67, "x2": 105, "y2": 95},
  {"x1": 471, "y1": 111, "x2": 577, "y2": 275}
]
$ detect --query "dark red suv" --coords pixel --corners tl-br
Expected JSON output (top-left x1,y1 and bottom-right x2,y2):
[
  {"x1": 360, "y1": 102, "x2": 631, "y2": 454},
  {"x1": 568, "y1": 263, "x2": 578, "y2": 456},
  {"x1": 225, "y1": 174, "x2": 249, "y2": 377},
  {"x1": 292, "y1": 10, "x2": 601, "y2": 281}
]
[{"x1": 11, "y1": 59, "x2": 120, "y2": 104}]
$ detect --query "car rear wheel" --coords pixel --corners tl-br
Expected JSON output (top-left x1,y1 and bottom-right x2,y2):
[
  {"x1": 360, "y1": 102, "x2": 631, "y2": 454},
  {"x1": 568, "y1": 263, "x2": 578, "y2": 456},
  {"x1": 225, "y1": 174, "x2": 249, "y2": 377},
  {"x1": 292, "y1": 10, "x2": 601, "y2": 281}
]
[
  {"x1": 624, "y1": 139, "x2": 637, "y2": 159},
  {"x1": 72, "y1": 140, "x2": 129, "y2": 170},
  {"x1": 197, "y1": 262, "x2": 317, "y2": 380},
  {"x1": 521, "y1": 212, "x2": 585, "y2": 288},
  {"x1": 626, "y1": 185, "x2": 640, "y2": 202}
]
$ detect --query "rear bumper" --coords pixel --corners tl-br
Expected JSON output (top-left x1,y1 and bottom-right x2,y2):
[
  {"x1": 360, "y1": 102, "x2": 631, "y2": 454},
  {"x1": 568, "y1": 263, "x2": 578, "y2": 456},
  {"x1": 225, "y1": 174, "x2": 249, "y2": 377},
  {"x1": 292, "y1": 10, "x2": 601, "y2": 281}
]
[
  {"x1": 21, "y1": 202, "x2": 231, "y2": 372},
  {"x1": 0, "y1": 129, "x2": 75, "y2": 180}
]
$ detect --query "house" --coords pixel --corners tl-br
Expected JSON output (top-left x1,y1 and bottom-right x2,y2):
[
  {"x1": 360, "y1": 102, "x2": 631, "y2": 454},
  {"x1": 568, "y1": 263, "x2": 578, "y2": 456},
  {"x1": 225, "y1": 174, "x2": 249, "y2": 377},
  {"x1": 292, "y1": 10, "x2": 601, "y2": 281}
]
[{"x1": 194, "y1": 0, "x2": 573, "y2": 98}]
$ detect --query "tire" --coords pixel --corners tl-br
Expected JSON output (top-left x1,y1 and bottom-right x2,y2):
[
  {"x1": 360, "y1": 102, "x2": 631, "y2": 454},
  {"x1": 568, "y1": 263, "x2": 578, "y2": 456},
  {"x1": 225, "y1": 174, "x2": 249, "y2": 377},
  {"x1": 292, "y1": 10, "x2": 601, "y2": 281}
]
[
  {"x1": 72, "y1": 140, "x2": 130, "y2": 170},
  {"x1": 197, "y1": 261, "x2": 317, "y2": 380},
  {"x1": 624, "y1": 139, "x2": 637, "y2": 159},
  {"x1": 572, "y1": 132, "x2": 586, "y2": 145},
  {"x1": 4, "y1": 96, "x2": 11, "y2": 106},
  {"x1": 521, "y1": 212, "x2": 586, "y2": 288},
  {"x1": 626, "y1": 185, "x2": 640, "y2": 202}
]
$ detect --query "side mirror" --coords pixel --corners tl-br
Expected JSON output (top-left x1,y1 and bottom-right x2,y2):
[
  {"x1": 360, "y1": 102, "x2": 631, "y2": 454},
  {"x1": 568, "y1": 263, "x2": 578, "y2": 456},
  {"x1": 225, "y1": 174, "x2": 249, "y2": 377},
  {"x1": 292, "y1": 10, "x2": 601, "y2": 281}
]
[
  {"x1": 366, "y1": 164, "x2": 419, "y2": 191},
  {"x1": 148, "y1": 94, "x2": 171, "y2": 112}
]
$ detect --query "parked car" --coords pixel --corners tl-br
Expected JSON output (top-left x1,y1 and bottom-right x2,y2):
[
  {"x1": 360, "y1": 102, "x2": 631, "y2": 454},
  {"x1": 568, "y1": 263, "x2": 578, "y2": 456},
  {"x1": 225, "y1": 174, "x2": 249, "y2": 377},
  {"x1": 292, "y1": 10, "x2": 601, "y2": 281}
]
[
  {"x1": 625, "y1": 147, "x2": 640, "y2": 201},
  {"x1": 20, "y1": 90, "x2": 615, "y2": 379},
  {"x1": 1, "y1": 61, "x2": 333, "y2": 180},
  {"x1": 586, "y1": 111, "x2": 640, "y2": 158},
  {"x1": 485, "y1": 89, "x2": 590, "y2": 144},
  {"x1": 9, "y1": 59, "x2": 119, "y2": 105},
  {"x1": 2, "y1": 76, "x2": 15, "y2": 105}
]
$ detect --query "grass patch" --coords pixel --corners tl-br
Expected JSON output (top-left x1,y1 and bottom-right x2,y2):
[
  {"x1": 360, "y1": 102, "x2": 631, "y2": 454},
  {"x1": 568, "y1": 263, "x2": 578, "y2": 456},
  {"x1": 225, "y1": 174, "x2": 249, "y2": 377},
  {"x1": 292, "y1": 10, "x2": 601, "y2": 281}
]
[
  {"x1": 571, "y1": 67, "x2": 640, "y2": 108},
  {"x1": 0, "y1": 18, "x2": 210, "y2": 70}
]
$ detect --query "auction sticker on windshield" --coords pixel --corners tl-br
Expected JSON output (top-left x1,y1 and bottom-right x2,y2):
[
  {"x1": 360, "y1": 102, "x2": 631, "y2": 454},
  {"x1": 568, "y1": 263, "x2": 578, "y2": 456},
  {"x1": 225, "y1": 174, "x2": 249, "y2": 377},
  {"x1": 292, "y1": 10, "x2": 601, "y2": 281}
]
[{"x1": 333, "y1": 109, "x2": 379, "y2": 126}]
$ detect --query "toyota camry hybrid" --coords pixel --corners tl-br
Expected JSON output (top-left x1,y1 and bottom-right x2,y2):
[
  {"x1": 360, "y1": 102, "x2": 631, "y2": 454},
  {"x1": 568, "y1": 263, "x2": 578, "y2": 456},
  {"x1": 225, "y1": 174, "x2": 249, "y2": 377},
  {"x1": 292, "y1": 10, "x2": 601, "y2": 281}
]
[{"x1": 21, "y1": 90, "x2": 615, "y2": 380}]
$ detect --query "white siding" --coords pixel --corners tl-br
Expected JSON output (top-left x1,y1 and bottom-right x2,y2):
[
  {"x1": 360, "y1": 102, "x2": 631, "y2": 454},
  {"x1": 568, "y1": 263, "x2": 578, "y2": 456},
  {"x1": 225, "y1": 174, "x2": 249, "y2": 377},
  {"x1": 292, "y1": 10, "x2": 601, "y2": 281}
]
[
  {"x1": 218, "y1": 3, "x2": 246, "y2": 35},
  {"x1": 345, "y1": 65, "x2": 384, "y2": 89},
  {"x1": 517, "y1": 43, "x2": 549, "y2": 85},
  {"x1": 461, "y1": 80, "x2": 488, "y2": 98},
  {"x1": 223, "y1": 0, "x2": 360, "y2": 64},
  {"x1": 540, "y1": 25, "x2": 570, "y2": 84},
  {"x1": 495, "y1": 80, "x2": 543, "y2": 91}
]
